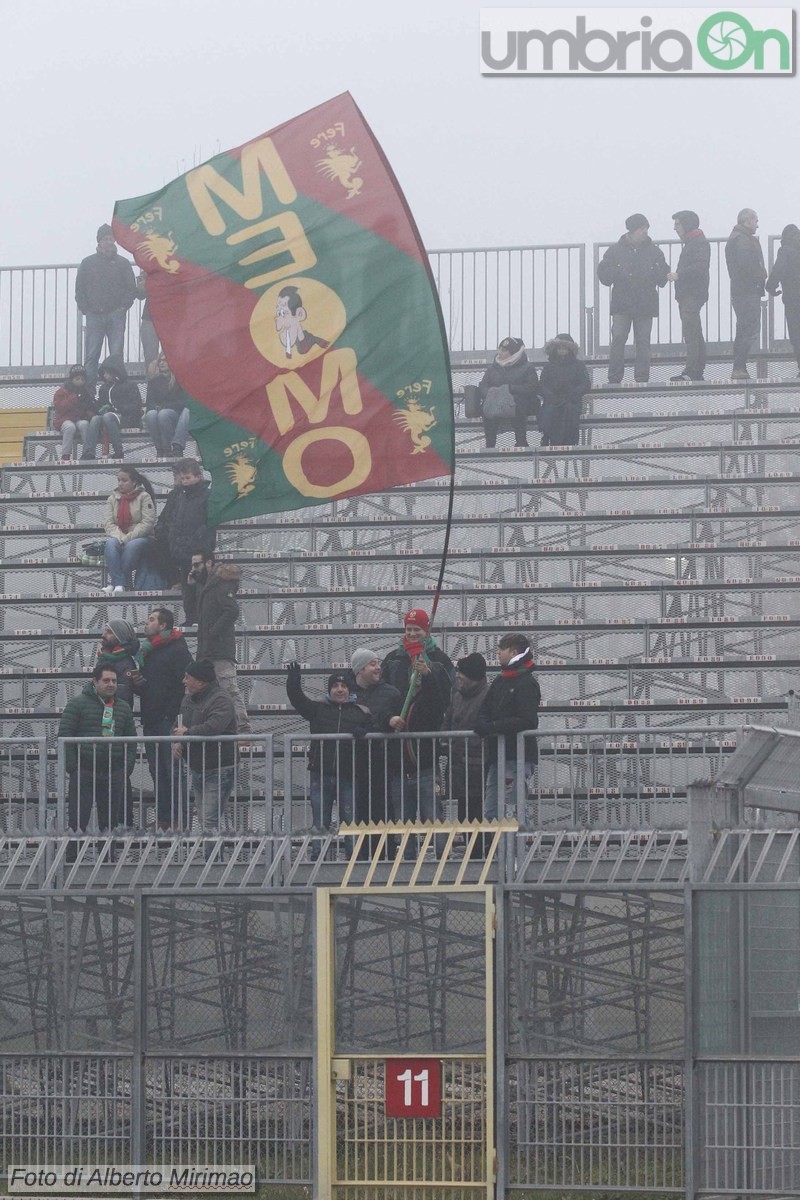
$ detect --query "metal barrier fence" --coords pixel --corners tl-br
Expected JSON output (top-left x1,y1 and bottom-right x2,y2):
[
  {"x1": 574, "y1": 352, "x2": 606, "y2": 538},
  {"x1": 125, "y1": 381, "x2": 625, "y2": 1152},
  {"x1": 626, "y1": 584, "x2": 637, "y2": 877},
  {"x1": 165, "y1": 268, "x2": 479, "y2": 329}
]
[
  {"x1": 41, "y1": 727, "x2": 737, "y2": 844},
  {"x1": 2, "y1": 240, "x2": 792, "y2": 370}
]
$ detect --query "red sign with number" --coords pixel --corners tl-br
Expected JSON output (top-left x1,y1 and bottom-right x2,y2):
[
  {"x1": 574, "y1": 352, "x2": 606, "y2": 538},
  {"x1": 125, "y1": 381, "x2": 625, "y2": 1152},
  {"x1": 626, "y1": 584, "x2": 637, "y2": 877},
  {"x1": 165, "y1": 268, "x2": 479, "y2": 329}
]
[{"x1": 385, "y1": 1058, "x2": 442, "y2": 1118}]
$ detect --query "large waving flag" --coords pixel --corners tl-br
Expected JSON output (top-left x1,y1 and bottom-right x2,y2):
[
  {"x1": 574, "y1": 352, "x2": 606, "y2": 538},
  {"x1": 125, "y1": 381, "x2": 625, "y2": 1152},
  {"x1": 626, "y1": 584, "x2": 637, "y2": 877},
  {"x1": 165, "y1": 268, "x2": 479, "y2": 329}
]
[{"x1": 113, "y1": 93, "x2": 453, "y2": 525}]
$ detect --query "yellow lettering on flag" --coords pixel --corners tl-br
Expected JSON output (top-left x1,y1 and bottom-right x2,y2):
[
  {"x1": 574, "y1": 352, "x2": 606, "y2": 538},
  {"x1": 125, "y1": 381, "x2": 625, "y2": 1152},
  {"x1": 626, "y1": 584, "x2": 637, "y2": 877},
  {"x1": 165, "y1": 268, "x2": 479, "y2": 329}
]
[
  {"x1": 186, "y1": 137, "x2": 297, "y2": 236},
  {"x1": 265, "y1": 348, "x2": 362, "y2": 435},
  {"x1": 283, "y1": 428, "x2": 372, "y2": 499},
  {"x1": 229, "y1": 212, "x2": 317, "y2": 289}
]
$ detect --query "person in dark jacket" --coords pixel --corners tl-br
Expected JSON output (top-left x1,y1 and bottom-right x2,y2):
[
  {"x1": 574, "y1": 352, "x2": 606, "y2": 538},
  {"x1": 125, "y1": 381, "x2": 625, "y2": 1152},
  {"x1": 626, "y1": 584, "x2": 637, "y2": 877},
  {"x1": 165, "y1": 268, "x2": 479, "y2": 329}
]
[
  {"x1": 381, "y1": 608, "x2": 454, "y2": 826},
  {"x1": 143, "y1": 353, "x2": 191, "y2": 456},
  {"x1": 96, "y1": 356, "x2": 142, "y2": 429},
  {"x1": 538, "y1": 333, "x2": 591, "y2": 447},
  {"x1": 154, "y1": 458, "x2": 215, "y2": 590},
  {"x1": 194, "y1": 560, "x2": 250, "y2": 733},
  {"x1": 53, "y1": 366, "x2": 94, "y2": 461},
  {"x1": 286, "y1": 663, "x2": 373, "y2": 842},
  {"x1": 598, "y1": 214, "x2": 669, "y2": 386},
  {"x1": 442, "y1": 654, "x2": 490, "y2": 825},
  {"x1": 59, "y1": 664, "x2": 137, "y2": 854},
  {"x1": 766, "y1": 223, "x2": 800, "y2": 375},
  {"x1": 725, "y1": 207, "x2": 767, "y2": 381},
  {"x1": 129, "y1": 607, "x2": 192, "y2": 830},
  {"x1": 90, "y1": 619, "x2": 141, "y2": 708},
  {"x1": 75, "y1": 224, "x2": 136, "y2": 389},
  {"x1": 350, "y1": 648, "x2": 402, "y2": 828},
  {"x1": 477, "y1": 336, "x2": 539, "y2": 448},
  {"x1": 172, "y1": 659, "x2": 237, "y2": 834},
  {"x1": 668, "y1": 210, "x2": 711, "y2": 382},
  {"x1": 475, "y1": 632, "x2": 541, "y2": 823}
]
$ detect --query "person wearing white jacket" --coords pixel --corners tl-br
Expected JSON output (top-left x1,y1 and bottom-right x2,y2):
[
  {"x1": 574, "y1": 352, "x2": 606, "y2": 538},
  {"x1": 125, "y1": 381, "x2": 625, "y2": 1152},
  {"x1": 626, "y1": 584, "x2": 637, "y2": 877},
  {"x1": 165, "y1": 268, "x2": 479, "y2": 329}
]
[{"x1": 102, "y1": 467, "x2": 157, "y2": 594}]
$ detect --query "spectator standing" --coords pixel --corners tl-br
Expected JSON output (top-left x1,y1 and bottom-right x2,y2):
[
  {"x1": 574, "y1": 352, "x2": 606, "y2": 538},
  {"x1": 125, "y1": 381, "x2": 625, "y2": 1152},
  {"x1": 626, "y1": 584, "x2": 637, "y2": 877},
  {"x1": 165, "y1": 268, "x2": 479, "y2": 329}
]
[
  {"x1": 195, "y1": 561, "x2": 251, "y2": 733},
  {"x1": 154, "y1": 458, "x2": 215, "y2": 595},
  {"x1": 538, "y1": 333, "x2": 591, "y2": 447},
  {"x1": 93, "y1": 619, "x2": 140, "y2": 708},
  {"x1": 59, "y1": 664, "x2": 136, "y2": 855},
  {"x1": 350, "y1": 648, "x2": 402, "y2": 828},
  {"x1": 102, "y1": 467, "x2": 156, "y2": 594},
  {"x1": 136, "y1": 272, "x2": 160, "y2": 372},
  {"x1": 143, "y1": 353, "x2": 191, "y2": 457},
  {"x1": 668, "y1": 210, "x2": 711, "y2": 382},
  {"x1": 172, "y1": 659, "x2": 237, "y2": 836},
  {"x1": 475, "y1": 632, "x2": 541, "y2": 823},
  {"x1": 53, "y1": 366, "x2": 93, "y2": 461},
  {"x1": 129, "y1": 607, "x2": 192, "y2": 831},
  {"x1": 75, "y1": 224, "x2": 136, "y2": 390},
  {"x1": 725, "y1": 207, "x2": 767, "y2": 381},
  {"x1": 766, "y1": 223, "x2": 800, "y2": 377},
  {"x1": 442, "y1": 653, "x2": 490, "y2": 825},
  {"x1": 286, "y1": 663, "x2": 373, "y2": 847},
  {"x1": 598, "y1": 214, "x2": 669, "y2": 386},
  {"x1": 478, "y1": 336, "x2": 539, "y2": 449},
  {"x1": 381, "y1": 608, "x2": 454, "y2": 825}
]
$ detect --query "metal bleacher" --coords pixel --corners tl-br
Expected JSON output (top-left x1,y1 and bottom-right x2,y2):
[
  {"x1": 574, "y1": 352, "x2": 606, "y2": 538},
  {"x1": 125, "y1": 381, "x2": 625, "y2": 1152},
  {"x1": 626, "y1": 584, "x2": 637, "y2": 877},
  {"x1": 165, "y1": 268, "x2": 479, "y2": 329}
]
[{"x1": 0, "y1": 359, "x2": 797, "y2": 750}]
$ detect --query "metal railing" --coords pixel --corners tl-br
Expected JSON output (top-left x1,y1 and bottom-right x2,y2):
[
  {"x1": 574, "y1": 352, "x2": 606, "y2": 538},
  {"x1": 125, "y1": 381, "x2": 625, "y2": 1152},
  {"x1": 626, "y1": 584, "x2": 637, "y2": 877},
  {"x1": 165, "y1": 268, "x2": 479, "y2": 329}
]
[{"x1": 2, "y1": 239, "x2": 794, "y2": 372}]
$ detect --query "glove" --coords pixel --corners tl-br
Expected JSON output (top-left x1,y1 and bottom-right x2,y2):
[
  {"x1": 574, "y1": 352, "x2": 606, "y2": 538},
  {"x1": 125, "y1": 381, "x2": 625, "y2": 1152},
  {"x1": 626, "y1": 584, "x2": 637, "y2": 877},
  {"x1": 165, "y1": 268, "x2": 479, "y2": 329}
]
[
  {"x1": 474, "y1": 717, "x2": 494, "y2": 738},
  {"x1": 285, "y1": 661, "x2": 301, "y2": 675},
  {"x1": 351, "y1": 727, "x2": 367, "y2": 739}
]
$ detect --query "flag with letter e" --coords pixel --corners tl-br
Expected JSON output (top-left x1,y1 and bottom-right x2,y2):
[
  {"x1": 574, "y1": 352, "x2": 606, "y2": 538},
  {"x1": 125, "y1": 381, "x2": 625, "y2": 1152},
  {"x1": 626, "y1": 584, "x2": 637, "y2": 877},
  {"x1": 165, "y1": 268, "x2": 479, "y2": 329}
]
[{"x1": 113, "y1": 93, "x2": 454, "y2": 525}]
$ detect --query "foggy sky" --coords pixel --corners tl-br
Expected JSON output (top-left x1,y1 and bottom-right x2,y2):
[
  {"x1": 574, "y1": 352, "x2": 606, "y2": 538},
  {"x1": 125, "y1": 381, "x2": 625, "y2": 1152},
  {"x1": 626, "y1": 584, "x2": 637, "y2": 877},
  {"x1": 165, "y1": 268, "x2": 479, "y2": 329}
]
[{"x1": 2, "y1": 0, "x2": 795, "y2": 265}]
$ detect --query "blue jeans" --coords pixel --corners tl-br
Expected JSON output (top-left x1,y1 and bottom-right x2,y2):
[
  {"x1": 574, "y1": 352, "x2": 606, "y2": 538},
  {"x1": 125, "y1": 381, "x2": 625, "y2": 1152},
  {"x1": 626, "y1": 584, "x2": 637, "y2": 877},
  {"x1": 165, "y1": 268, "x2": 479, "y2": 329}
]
[
  {"x1": 144, "y1": 721, "x2": 187, "y2": 827},
  {"x1": 83, "y1": 412, "x2": 123, "y2": 458},
  {"x1": 144, "y1": 407, "x2": 190, "y2": 454},
  {"x1": 392, "y1": 766, "x2": 438, "y2": 823},
  {"x1": 309, "y1": 773, "x2": 353, "y2": 830},
  {"x1": 484, "y1": 760, "x2": 533, "y2": 822},
  {"x1": 104, "y1": 536, "x2": 150, "y2": 588},
  {"x1": 84, "y1": 308, "x2": 127, "y2": 389},
  {"x1": 608, "y1": 314, "x2": 653, "y2": 384},
  {"x1": 189, "y1": 765, "x2": 235, "y2": 832},
  {"x1": 732, "y1": 293, "x2": 761, "y2": 372}
]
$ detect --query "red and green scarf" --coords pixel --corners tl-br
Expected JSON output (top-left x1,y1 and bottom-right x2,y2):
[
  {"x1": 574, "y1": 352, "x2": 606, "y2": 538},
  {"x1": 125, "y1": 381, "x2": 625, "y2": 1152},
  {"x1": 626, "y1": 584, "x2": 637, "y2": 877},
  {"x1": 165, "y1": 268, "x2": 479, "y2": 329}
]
[{"x1": 135, "y1": 627, "x2": 184, "y2": 667}]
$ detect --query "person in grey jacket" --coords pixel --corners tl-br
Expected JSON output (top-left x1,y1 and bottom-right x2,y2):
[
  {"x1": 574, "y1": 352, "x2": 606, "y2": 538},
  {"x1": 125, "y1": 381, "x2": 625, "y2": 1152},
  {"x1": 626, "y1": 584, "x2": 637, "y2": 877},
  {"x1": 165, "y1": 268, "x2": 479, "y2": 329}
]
[
  {"x1": 172, "y1": 659, "x2": 237, "y2": 833},
  {"x1": 725, "y1": 207, "x2": 767, "y2": 381},
  {"x1": 668, "y1": 210, "x2": 711, "y2": 382},
  {"x1": 766, "y1": 223, "x2": 800, "y2": 376},
  {"x1": 195, "y1": 561, "x2": 250, "y2": 733},
  {"x1": 598, "y1": 214, "x2": 669, "y2": 386},
  {"x1": 442, "y1": 654, "x2": 490, "y2": 824},
  {"x1": 75, "y1": 224, "x2": 136, "y2": 389}
]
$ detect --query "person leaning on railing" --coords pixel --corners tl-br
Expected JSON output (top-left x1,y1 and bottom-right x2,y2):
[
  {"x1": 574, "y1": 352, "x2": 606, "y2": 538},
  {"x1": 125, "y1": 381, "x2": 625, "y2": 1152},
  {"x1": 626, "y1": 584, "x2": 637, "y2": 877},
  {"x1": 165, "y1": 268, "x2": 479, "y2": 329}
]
[
  {"x1": 172, "y1": 658, "x2": 237, "y2": 836},
  {"x1": 474, "y1": 632, "x2": 541, "y2": 824},
  {"x1": 58, "y1": 663, "x2": 136, "y2": 859}
]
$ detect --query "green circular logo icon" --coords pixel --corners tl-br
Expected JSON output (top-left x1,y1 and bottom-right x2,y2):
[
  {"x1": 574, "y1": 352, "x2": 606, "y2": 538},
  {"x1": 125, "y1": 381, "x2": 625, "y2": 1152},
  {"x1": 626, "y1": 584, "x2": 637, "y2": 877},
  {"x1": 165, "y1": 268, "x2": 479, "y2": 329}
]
[{"x1": 697, "y1": 11, "x2": 755, "y2": 70}]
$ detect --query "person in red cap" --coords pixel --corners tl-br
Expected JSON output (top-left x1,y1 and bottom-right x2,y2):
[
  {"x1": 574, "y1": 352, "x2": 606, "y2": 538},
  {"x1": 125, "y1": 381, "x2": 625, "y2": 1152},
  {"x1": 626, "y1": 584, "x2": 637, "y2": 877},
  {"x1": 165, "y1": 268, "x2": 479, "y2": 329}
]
[{"x1": 381, "y1": 609, "x2": 454, "y2": 827}]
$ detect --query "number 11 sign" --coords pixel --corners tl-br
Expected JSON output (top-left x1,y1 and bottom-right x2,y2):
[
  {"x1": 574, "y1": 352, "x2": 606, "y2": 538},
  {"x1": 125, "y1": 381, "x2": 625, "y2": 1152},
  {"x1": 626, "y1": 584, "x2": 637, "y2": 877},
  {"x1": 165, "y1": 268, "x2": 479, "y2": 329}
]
[{"x1": 385, "y1": 1058, "x2": 442, "y2": 1119}]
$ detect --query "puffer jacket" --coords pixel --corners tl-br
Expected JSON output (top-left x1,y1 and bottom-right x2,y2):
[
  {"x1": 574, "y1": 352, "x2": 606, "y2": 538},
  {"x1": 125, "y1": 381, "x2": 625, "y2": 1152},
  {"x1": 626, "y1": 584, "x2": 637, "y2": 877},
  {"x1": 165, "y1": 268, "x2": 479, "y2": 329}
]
[
  {"x1": 58, "y1": 688, "x2": 136, "y2": 774},
  {"x1": 477, "y1": 353, "x2": 540, "y2": 418},
  {"x1": 97, "y1": 358, "x2": 142, "y2": 429},
  {"x1": 103, "y1": 487, "x2": 156, "y2": 542},
  {"x1": 597, "y1": 234, "x2": 670, "y2": 317},
  {"x1": 286, "y1": 669, "x2": 374, "y2": 777},
  {"x1": 155, "y1": 479, "x2": 215, "y2": 567},
  {"x1": 179, "y1": 679, "x2": 237, "y2": 770},
  {"x1": 53, "y1": 382, "x2": 94, "y2": 430}
]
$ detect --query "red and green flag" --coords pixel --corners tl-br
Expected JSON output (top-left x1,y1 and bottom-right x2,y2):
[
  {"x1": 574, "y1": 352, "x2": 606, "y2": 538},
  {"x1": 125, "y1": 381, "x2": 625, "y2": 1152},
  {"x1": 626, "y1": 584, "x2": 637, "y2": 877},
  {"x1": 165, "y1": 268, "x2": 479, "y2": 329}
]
[{"x1": 113, "y1": 93, "x2": 453, "y2": 525}]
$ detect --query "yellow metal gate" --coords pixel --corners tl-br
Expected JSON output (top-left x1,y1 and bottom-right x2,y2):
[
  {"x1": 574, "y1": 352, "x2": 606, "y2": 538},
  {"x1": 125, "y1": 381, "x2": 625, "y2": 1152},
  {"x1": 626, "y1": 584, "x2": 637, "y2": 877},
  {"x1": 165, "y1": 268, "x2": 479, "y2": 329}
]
[{"x1": 316, "y1": 887, "x2": 495, "y2": 1199}]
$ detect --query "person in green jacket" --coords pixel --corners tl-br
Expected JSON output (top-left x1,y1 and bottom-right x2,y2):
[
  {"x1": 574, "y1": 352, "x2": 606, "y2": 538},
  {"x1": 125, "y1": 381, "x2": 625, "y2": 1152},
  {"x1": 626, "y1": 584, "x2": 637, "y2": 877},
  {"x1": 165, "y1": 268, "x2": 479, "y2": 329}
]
[{"x1": 58, "y1": 664, "x2": 137, "y2": 840}]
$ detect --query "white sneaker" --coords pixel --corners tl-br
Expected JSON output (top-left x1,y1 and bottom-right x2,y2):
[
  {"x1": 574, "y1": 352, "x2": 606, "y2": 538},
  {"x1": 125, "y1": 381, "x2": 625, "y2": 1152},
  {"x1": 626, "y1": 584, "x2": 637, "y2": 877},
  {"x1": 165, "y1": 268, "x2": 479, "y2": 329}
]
[
  {"x1": 113, "y1": 585, "x2": 124, "y2": 595},
  {"x1": 101, "y1": 584, "x2": 114, "y2": 596}
]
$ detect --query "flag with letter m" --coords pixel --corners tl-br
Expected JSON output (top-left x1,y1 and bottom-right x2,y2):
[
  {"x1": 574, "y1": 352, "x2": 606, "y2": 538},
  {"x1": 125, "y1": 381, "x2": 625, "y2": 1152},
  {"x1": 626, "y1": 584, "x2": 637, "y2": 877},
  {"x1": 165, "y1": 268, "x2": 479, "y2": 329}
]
[{"x1": 113, "y1": 93, "x2": 453, "y2": 524}]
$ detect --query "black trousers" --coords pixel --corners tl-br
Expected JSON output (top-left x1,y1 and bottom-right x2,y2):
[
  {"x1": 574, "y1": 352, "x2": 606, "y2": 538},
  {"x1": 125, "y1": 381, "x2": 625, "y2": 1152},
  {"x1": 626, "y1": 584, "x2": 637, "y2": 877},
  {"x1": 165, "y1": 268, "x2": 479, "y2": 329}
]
[{"x1": 67, "y1": 769, "x2": 125, "y2": 833}]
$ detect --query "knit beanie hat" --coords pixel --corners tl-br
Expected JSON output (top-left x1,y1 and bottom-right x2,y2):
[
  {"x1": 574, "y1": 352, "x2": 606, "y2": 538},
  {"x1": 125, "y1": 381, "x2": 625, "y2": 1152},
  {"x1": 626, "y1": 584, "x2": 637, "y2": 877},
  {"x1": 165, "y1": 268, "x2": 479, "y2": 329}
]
[
  {"x1": 328, "y1": 670, "x2": 354, "y2": 694},
  {"x1": 97, "y1": 223, "x2": 114, "y2": 242},
  {"x1": 107, "y1": 619, "x2": 135, "y2": 645},
  {"x1": 185, "y1": 658, "x2": 216, "y2": 683},
  {"x1": 498, "y1": 336, "x2": 524, "y2": 355},
  {"x1": 672, "y1": 209, "x2": 700, "y2": 232},
  {"x1": 351, "y1": 648, "x2": 379, "y2": 674},
  {"x1": 68, "y1": 365, "x2": 87, "y2": 381},
  {"x1": 403, "y1": 608, "x2": 430, "y2": 632},
  {"x1": 456, "y1": 653, "x2": 487, "y2": 681},
  {"x1": 625, "y1": 213, "x2": 649, "y2": 233}
]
